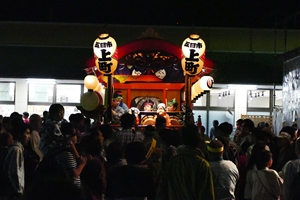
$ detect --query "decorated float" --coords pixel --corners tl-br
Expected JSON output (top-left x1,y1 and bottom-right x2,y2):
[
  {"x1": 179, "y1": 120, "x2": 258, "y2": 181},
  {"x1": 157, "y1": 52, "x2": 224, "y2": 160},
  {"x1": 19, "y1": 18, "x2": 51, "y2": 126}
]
[{"x1": 78, "y1": 29, "x2": 214, "y2": 127}]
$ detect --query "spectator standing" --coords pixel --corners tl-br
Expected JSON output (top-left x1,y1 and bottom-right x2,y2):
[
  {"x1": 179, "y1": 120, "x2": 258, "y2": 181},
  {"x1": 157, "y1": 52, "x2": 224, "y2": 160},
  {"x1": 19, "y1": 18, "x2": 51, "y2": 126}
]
[
  {"x1": 210, "y1": 120, "x2": 219, "y2": 140},
  {"x1": 207, "y1": 139, "x2": 239, "y2": 200}
]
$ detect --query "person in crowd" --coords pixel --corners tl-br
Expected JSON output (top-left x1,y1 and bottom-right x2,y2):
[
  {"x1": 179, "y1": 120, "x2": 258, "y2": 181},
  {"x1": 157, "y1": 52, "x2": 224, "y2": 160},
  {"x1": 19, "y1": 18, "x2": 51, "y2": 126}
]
[
  {"x1": 69, "y1": 113, "x2": 85, "y2": 142},
  {"x1": 207, "y1": 139, "x2": 239, "y2": 200},
  {"x1": 113, "y1": 90, "x2": 129, "y2": 113},
  {"x1": 245, "y1": 128, "x2": 270, "y2": 160},
  {"x1": 42, "y1": 110, "x2": 49, "y2": 127},
  {"x1": 233, "y1": 118, "x2": 244, "y2": 144},
  {"x1": 209, "y1": 119, "x2": 219, "y2": 140},
  {"x1": 99, "y1": 123, "x2": 115, "y2": 152},
  {"x1": 23, "y1": 111, "x2": 30, "y2": 124},
  {"x1": 29, "y1": 114, "x2": 43, "y2": 162},
  {"x1": 79, "y1": 127, "x2": 106, "y2": 200},
  {"x1": 153, "y1": 115, "x2": 167, "y2": 148},
  {"x1": 156, "y1": 128, "x2": 181, "y2": 185},
  {"x1": 1, "y1": 116, "x2": 11, "y2": 133},
  {"x1": 216, "y1": 122, "x2": 239, "y2": 164},
  {"x1": 157, "y1": 124, "x2": 214, "y2": 200},
  {"x1": 3, "y1": 121, "x2": 30, "y2": 199},
  {"x1": 280, "y1": 137, "x2": 300, "y2": 200},
  {"x1": 54, "y1": 122, "x2": 87, "y2": 188},
  {"x1": 39, "y1": 103, "x2": 78, "y2": 159},
  {"x1": 273, "y1": 129, "x2": 297, "y2": 172},
  {"x1": 115, "y1": 113, "x2": 144, "y2": 152},
  {"x1": 239, "y1": 118, "x2": 255, "y2": 147},
  {"x1": 110, "y1": 93, "x2": 125, "y2": 124},
  {"x1": 105, "y1": 141, "x2": 127, "y2": 179},
  {"x1": 105, "y1": 142, "x2": 156, "y2": 200},
  {"x1": 244, "y1": 150, "x2": 282, "y2": 200},
  {"x1": 0, "y1": 132, "x2": 14, "y2": 199}
]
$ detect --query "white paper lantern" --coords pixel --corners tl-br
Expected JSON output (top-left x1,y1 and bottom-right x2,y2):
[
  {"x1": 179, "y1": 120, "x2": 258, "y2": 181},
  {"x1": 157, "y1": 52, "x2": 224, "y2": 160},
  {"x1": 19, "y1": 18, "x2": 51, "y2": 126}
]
[
  {"x1": 200, "y1": 76, "x2": 214, "y2": 91},
  {"x1": 93, "y1": 34, "x2": 117, "y2": 59},
  {"x1": 84, "y1": 75, "x2": 99, "y2": 90},
  {"x1": 182, "y1": 34, "x2": 206, "y2": 59}
]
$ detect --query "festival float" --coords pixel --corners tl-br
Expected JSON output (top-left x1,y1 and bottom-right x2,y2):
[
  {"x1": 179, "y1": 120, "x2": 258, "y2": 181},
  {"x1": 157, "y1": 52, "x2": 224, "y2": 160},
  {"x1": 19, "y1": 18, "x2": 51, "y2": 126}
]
[{"x1": 79, "y1": 29, "x2": 214, "y2": 127}]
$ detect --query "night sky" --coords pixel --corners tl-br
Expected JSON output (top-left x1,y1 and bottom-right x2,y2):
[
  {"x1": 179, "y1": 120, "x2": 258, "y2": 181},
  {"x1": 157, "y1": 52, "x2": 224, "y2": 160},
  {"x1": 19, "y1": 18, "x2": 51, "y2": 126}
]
[{"x1": 1, "y1": 0, "x2": 300, "y2": 29}]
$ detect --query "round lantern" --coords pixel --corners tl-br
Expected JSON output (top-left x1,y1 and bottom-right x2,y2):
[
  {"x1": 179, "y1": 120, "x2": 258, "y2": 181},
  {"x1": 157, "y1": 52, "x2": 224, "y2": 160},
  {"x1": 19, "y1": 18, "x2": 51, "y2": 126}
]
[
  {"x1": 182, "y1": 34, "x2": 206, "y2": 58},
  {"x1": 95, "y1": 57, "x2": 118, "y2": 75},
  {"x1": 181, "y1": 58, "x2": 204, "y2": 76},
  {"x1": 84, "y1": 75, "x2": 99, "y2": 90},
  {"x1": 200, "y1": 76, "x2": 214, "y2": 91},
  {"x1": 80, "y1": 91, "x2": 103, "y2": 111},
  {"x1": 93, "y1": 33, "x2": 117, "y2": 59}
]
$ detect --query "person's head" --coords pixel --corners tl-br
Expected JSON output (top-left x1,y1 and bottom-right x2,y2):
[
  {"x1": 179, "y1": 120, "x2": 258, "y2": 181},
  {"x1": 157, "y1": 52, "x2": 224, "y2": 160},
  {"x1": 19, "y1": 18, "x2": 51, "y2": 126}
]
[
  {"x1": 112, "y1": 93, "x2": 122, "y2": 107},
  {"x1": 218, "y1": 122, "x2": 233, "y2": 138},
  {"x1": 106, "y1": 141, "x2": 124, "y2": 163},
  {"x1": 276, "y1": 131, "x2": 292, "y2": 148},
  {"x1": 213, "y1": 120, "x2": 219, "y2": 128},
  {"x1": 144, "y1": 125, "x2": 156, "y2": 137},
  {"x1": 157, "y1": 103, "x2": 166, "y2": 115},
  {"x1": 23, "y1": 111, "x2": 29, "y2": 119},
  {"x1": 43, "y1": 110, "x2": 49, "y2": 120},
  {"x1": 49, "y1": 103, "x2": 65, "y2": 122},
  {"x1": 182, "y1": 124, "x2": 201, "y2": 148},
  {"x1": 124, "y1": 142, "x2": 146, "y2": 164},
  {"x1": 11, "y1": 121, "x2": 30, "y2": 145},
  {"x1": 236, "y1": 119, "x2": 243, "y2": 130},
  {"x1": 255, "y1": 150, "x2": 272, "y2": 170},
  {"x1": 29, "y1": 114, "x2": 43, "y2": 131},
  {"x1": 60, "y1": 122, "x2": 77, "y2": 143},
  {"x1": 207, "y1": 139, "x2": 224, "y2": 160},
  {"x1": 2, "y1": 116, "x2": 11, "y2": 132},
  {"x1": 201, "y1": 126, "x2": 206, "y2": 135},
  {"x1": 159, "y1": 128, "x2": 182, "y2": 147},
  {"x1": 155, "y1": 115, "x2": 166, "y2": 131},
  {"x1": 241, "y1": 118, "x2": 255, "y2": 135},
  {"x1": 280, "y1": 126, "x2": 297, "y2": 141},
  {"x1": 143, "y1": 102, "x2": 153, "y2": 112},
  {"x1": 80, "y1": 127, "x2": 103, "y2": 156},
  {"x1": 0, "y1": 132, "x2": 14, "y2": 147},
  {"x1": 247, "y1": 141, "x2": 269, "y2": 170},
  {"x1": 120, "y1": 113, "x2": 135, "y2": 129},
  {"x1": 99, "y1": 124, "x2": 113, "y2": 140}
]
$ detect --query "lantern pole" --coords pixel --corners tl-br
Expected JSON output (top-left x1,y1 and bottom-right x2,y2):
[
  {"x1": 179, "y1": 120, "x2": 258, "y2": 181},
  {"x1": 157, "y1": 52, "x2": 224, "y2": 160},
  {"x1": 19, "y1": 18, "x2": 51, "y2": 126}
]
[
  {"x1": 106, "y1": 74, "x2": 112, "y2": 123},
  {"x1": 184, "y1": 75, "x2": 194, "y2": 125}
]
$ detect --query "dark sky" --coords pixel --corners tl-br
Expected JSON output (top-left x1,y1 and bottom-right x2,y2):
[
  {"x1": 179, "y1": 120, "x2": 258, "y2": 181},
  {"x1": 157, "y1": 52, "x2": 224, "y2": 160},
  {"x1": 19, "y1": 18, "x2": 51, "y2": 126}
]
[{"x1": 1, "y1": 0, "x2": 300, "y2": 29}]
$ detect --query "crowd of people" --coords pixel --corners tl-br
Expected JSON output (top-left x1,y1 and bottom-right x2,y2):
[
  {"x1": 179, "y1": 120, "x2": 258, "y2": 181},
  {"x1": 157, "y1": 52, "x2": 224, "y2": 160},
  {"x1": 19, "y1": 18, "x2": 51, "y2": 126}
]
[{"x1": 0, "y1": 102, "x2": 299, "y2": 199}]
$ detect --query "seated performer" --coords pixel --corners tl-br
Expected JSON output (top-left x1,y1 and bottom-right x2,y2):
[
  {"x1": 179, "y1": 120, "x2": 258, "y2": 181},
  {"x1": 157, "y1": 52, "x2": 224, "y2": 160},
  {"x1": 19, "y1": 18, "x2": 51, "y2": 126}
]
[
  {"x1": 143, "y1": 102, "x2": 153, "y2": 112},
  {"x1": 155, "y1": 103, "x2": 171, "y2": 126},
  {"x1": 166, "y1": 98, "x2": 178, "y2": 111}
]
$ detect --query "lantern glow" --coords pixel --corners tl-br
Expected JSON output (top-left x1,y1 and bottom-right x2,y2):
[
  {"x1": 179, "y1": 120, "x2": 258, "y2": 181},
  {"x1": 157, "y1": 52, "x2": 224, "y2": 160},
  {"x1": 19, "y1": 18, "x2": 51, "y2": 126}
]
[{"x1": 84, "y1": 75, "x2": 99, "y2": 90}]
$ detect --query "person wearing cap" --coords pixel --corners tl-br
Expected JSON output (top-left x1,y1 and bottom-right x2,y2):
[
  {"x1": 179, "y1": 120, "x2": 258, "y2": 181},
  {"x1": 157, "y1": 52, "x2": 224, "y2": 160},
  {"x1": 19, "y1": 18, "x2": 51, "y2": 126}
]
[
  {"x1": 111, "y1": 93, "x2": 125, "y2": 124},
  {"x1": 273, "y1": 127, "x2": 297, "y2": 172},
  {"x1": 207, "y1": 139, "x2": 239, "y2": 200},
  {"x1": 113, "y1": 90, "x2": 129, "y2": 113},
  {"x1": 155, "y1": 103, "x2": 170, "y2": 126}
]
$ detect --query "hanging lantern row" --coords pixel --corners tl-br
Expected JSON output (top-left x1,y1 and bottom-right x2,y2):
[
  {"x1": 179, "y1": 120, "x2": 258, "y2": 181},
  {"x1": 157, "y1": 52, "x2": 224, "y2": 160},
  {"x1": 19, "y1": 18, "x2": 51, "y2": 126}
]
[
  {"x1": 181, "y1": 34, "x2": 206, "y2": 76},
  {"x1": 191, "y1": 76, "x2": 214, "y2": 101},
  {"x1": 93, "y1": 33, "x2": 118, "y2": 75}
]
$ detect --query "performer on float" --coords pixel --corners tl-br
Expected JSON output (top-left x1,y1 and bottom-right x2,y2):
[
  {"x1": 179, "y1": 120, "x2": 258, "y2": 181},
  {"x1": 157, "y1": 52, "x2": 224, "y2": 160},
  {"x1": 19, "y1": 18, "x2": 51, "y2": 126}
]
[
  {"x1": 166, "y1": 98, "x2": 178, "y2": 111},
  {"x1": 143, "y1": 102, "x2": 153, "y2": 112},
  {"x1": 111, "y1": 93, "x2": 125, "y2": 124},
  {"x1": 113, "y1": 90, "x2": 129, "y2": 113},
  {"x1": 155, "y1": 103, "x2": 171, "y2": 126},
  {"x1": 129, "y1": 107, "x2": 140, "y2": 125}
]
